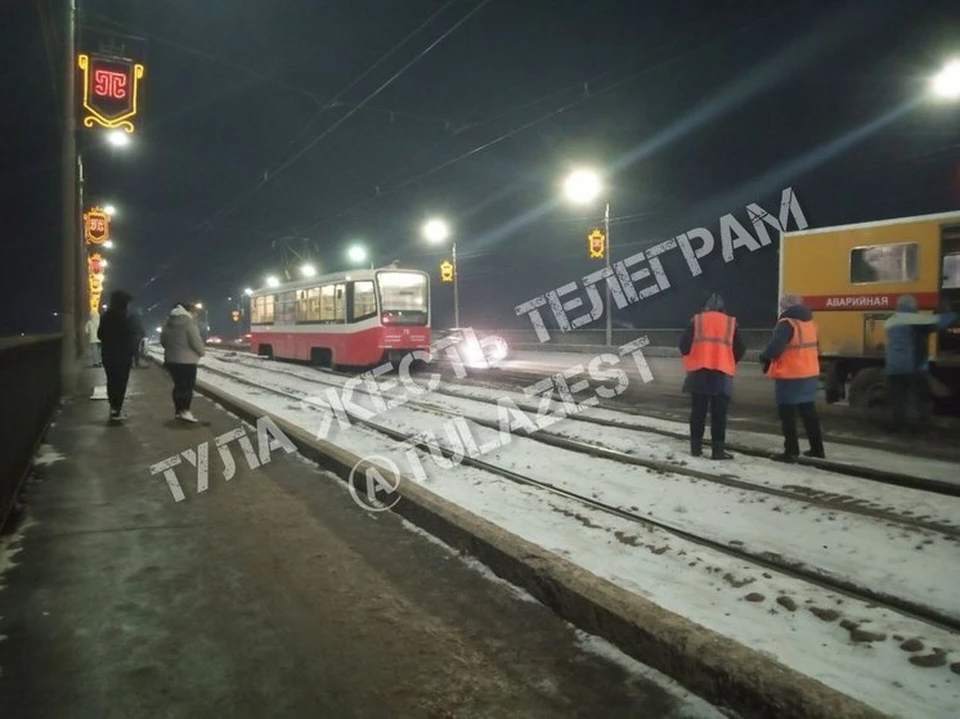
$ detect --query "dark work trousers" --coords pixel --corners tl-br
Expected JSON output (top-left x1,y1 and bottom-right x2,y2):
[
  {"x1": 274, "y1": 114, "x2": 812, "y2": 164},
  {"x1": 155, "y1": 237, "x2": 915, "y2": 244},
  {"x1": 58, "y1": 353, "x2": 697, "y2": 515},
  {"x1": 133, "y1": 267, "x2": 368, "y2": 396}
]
[
  {"x1": 887, "y1": 372, "x2": 931, "y2": 431},
  {"x1": 689, "y1": 393, "x2": 729, "y2": 451},
  {"x1": 166, "y1": 363, "x2": 198, "y2": 413},
  {"x1": 103, "y1": 358, "x2": 132, "y2": 413},
  {"x1": 777, "y1": 402, "x2": 824, "y2": 457}
]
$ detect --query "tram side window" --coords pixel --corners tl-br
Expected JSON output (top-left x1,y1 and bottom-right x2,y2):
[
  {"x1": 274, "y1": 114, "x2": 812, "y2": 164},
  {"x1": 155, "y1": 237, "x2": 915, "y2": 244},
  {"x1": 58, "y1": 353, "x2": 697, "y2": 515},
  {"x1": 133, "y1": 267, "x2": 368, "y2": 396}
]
[
  {"x1": 307, "y1": 287, "x2": 321, "y2": 320},
  {"x1": 320, "y1": 285, "x2": 335, "y2": 322},
  {"x1": 850, "y1": 243, "x2": 918, "y2": 284},
  {"x1": 295, "y1": 289, "x2": 310, "y2": 322},
  {"x1": 352, "y1": 281, "x2": 377, "y2": 321},
  {"x1": 251, "y1": 295, "x2": 275, "y2": 324},
  {"x1": 334, "y1": 284, "x2": 346, "y2": 322},
  {"x1": 276, "y1": 291, "x2": 297, "y2": 324}
]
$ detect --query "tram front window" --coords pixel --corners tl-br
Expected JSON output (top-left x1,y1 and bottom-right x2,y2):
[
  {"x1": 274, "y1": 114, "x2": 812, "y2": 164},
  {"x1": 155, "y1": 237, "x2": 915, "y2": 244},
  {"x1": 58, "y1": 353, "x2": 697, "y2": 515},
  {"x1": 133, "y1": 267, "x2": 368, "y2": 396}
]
[{"x1": 378, "y1": 272, "x2": 428, "y2": 326}]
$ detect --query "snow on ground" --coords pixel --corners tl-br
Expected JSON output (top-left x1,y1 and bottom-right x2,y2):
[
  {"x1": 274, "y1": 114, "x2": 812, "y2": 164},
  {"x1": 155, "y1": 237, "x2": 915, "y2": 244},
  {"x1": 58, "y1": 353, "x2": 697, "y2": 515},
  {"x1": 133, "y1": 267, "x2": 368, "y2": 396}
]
[
  {"x1": 429, "y1": 379, "x2": 960, "y2": 485},
  {"x1": 195, "y1": 361, "x2": 960, "y2": 624},
  {"x1": 188, "y1": 365, "x2": 960, "y2": 719}
]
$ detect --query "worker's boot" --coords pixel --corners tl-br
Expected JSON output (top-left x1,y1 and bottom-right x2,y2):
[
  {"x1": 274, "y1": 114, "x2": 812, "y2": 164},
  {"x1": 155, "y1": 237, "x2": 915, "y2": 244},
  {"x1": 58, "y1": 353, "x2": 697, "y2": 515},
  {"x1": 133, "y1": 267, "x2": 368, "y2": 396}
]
[
  {"x1": 690, "y1": 440, "x2": 702, "y2": 457},
  {"x1": 711, "y1": 444, "x2": 733, "y2": 460}
]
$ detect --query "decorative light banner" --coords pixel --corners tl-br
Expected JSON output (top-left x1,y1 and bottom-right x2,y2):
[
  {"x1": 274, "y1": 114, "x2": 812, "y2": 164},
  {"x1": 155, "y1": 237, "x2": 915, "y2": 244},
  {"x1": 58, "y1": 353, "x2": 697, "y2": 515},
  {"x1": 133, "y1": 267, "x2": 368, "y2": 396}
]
[
  {"x1": 88, "y1": 256, "x2": 105, "y2": 314},
  {"x1": 83, "y1": 207, "x2": 110, "y2": 245},
  {"x1": 77, "y1": 53, "x2": 145, "y2": 133}
]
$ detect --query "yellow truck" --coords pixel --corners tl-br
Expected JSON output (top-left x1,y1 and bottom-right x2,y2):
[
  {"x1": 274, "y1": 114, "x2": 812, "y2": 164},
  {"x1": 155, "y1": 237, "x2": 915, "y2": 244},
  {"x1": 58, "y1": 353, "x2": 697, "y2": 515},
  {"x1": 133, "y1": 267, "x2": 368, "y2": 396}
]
[{"x1": 779, "y1": 210, "x2": 960, "y2": 409}]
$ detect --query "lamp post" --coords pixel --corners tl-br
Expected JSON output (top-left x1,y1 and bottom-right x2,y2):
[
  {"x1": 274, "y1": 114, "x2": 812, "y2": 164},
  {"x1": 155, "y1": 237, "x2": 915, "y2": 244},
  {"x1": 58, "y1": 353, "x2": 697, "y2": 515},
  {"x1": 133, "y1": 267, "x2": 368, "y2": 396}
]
[
  {"x1": 563, "y1": 169, "x2": 611, "y2": 346},
  {"x1": 932, "y1": 58, "x2": 960, "y2": 100},
  {"x1": 423, "y1": 218, "x2": 458, "y2": 327},
  {"x1": 347, "y1": 244, "x2": 370, "y2": 268}
]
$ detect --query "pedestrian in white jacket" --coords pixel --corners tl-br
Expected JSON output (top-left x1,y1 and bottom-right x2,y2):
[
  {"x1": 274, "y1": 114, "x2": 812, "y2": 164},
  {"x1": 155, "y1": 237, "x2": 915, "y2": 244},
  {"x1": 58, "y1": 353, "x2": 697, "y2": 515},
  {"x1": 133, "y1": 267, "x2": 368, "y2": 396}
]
[
  {"x1": 85, "y1": 313, "x2": 101, "y2": 367},
  {"x1": 160, "y1": 303, "x2": 205, "y2": 422}
]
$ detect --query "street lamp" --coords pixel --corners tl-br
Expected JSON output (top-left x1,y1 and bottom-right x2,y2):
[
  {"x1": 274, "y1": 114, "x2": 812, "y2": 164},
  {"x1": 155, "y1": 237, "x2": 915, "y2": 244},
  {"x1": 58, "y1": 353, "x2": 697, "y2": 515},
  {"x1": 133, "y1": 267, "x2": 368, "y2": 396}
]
[
  {"x1": 563, "y1": 168, "x2": 612, "y2": 346},
  {"x1": 347, "y1": 244, "x2": 368, "y2": 265},
  {"x1": 105, "y1": 130, "x2": 131, "y2": 148},
  {"x1": 300, "y1": 263, "x2": 317, "y2": 278},
  {"x1": 103, "y1": 204, "x2": 117, "y2": 217},
  {"x1": 103, "y1": 239, "x2": 114, "y2": 249},
  {"x1": 423, "y1": 218, "x2": 458, "y2": 327},
  {"x1": 266, "y1": 275, "x2": 280, "y2": 288},
  {"x1": 243, "y1": 288, "x2": 253, "y2": 296},
  {"x1": 932, "y1": 58, "x2": 960, "y2": 100}
]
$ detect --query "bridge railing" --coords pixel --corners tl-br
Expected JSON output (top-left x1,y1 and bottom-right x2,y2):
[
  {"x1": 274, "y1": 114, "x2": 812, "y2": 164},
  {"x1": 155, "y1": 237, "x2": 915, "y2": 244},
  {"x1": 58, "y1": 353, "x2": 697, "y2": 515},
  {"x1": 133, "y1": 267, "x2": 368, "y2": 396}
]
[{"x1": 0, "y1": 335, "x2": 61, "y2": 532}]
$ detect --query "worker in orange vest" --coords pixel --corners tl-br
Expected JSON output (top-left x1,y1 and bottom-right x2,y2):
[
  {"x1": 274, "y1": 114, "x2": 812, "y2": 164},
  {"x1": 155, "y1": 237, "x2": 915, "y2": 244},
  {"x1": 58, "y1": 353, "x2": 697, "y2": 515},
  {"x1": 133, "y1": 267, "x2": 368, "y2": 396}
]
[
  {"x1": 679, "y1": 293, "x2": 745, "y2": 459},
  {"x1": 760, "y1": 294, "x2": 825, "y2": 461}
]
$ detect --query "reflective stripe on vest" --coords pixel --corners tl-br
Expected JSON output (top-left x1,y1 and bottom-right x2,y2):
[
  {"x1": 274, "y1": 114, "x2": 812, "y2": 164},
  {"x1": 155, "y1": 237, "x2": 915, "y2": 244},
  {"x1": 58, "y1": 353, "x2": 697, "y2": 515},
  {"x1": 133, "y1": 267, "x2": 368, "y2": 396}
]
[
  {"x1": 683, "y1": 311, "x2": 736, "y2": 376},
  {"x1": 768, "y1": 318, "x2": 820, "y2": 379}
]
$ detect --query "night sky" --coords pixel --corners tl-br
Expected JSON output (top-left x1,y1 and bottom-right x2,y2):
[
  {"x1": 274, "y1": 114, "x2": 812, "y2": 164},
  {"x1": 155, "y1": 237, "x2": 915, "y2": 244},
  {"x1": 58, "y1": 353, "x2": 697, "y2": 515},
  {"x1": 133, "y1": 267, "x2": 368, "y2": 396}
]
[{"x1": 3, "y1": 0, "x2": 959, "y2": 338}]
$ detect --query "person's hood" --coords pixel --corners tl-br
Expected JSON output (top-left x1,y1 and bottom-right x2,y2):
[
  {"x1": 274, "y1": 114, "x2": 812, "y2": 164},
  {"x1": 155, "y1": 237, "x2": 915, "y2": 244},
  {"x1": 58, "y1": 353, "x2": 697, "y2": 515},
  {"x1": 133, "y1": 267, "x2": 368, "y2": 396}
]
[
  {"x1": 780, "y1": 303, "x2": 813, "y2": 322},
  {"x1": 165, "y1": 305, "x2": 194, "y2": 326},
  {"x1": 702, "y1": 292, "x2": 725, "y2": 312}
]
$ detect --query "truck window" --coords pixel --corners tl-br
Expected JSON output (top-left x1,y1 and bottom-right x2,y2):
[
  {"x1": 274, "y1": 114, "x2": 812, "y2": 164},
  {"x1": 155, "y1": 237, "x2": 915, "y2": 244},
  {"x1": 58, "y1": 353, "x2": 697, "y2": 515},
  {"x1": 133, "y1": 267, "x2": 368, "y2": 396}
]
[
  {"x1": 943, "y1": 253, "x2": 960, "y2": 290},
  {"x1": 850, "y1": 243, "x2": 918, "y2": 284}
]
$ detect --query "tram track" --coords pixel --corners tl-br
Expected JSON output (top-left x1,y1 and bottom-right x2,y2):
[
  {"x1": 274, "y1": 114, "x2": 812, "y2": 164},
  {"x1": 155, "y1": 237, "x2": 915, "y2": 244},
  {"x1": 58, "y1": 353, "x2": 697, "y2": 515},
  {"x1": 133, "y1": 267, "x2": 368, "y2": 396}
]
[
  {"x1": 189, "y1": 354, "x2": 960, "y2": 635},
  {"x1": 204, "y1": 350, "x2": 960, "y2": 503}
]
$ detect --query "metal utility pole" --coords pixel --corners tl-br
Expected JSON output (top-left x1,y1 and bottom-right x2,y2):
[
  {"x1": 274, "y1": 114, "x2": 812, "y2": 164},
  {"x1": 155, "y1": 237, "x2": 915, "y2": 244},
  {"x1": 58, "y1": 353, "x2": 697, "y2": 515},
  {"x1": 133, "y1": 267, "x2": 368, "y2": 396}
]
[
  {"x1": 60, "y1": 0, "x2": 78, "y2": 393},
  {"x1": 452, "y1": 240, "x2": 460, "y2": 327},
  {"x1": 604, "y1": 202, "x2": 611, "y2": 347}
]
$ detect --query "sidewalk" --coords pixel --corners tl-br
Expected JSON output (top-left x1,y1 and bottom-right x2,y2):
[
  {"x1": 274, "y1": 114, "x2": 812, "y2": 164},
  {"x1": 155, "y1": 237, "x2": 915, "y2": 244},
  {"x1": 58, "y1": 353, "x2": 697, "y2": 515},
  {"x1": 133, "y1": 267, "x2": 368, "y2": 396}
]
[{"x1": 0, "y1": 365, "x2": 714, "y2": 718}]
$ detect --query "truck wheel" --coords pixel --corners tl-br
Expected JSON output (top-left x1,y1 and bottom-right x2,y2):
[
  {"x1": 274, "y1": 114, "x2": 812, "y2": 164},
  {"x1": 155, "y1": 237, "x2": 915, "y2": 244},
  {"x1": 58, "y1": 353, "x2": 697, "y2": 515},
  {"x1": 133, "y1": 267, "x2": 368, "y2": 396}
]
[{"x1": 847, "y1": 367, "x2": 886, "y2": 409}]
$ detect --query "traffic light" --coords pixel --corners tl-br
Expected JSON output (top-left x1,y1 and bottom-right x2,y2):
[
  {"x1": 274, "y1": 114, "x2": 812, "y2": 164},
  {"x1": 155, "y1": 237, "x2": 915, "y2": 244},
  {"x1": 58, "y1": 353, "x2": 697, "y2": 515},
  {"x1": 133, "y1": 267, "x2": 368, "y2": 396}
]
[
  {"x1": 440, "y1": 260, "x2": 454, "y2": 282},
  {"x1": 588, "y1": 229, "x2": 605, "y2": 259}
]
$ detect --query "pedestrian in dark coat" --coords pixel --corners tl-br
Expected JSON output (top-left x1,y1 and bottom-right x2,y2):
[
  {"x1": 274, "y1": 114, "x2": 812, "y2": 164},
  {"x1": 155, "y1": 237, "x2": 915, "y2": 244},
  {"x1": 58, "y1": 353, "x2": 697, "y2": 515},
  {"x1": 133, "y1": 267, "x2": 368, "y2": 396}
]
[
  {"x1": 679, "y1": 292, "x2": 746, "y2": 459},
  {"x1": 97, "y1": 289, "x2": 138, "y2": 423},
  {"x1": 760, "y1": 294, "x2": 825, "y2": 461},
  {"x1": 129, "y1": 307, "x2": 146, "y2": 368}
]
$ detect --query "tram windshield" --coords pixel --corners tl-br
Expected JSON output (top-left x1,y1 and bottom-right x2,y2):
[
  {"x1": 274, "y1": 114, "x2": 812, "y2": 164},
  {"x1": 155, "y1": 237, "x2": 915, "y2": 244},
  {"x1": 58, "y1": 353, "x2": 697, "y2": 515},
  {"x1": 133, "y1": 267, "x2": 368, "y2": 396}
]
[{"x1": 377, "y1": 272, "x2": 428, "y2": 326}]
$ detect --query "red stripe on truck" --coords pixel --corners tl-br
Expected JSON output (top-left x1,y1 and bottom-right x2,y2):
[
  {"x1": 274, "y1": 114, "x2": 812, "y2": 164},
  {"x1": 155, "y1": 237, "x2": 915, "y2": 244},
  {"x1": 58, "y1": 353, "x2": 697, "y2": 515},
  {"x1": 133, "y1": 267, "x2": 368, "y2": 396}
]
[{"x1": 803, "y1": 292, "x2": 940, "y2": 311}]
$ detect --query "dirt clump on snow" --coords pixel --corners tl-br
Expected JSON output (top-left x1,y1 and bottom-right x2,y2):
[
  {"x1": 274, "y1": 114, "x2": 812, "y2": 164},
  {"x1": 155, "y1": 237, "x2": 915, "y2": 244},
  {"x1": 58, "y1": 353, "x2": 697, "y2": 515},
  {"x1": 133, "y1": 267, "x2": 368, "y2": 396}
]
[
  {"x1": 776, "y1": 596, "x2": 797, "y2": 612},
  {"x1": 744, "y1": 592, "x2": 764, "y2": 602},
  {"x1": 809, "y1": 606, "x2": 839, "y2": 622},
  {"x1": 899, "y1": 638, "x2": 924, "y2": 652}
]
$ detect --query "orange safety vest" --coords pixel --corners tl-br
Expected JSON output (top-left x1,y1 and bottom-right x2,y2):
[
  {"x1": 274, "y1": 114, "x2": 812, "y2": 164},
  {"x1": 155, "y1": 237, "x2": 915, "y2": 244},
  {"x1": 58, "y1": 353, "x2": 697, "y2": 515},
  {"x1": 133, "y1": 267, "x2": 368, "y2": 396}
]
[
  {"x1": 682, "y1": 311, "x2": 737, "y2": 376},
  {"x1": 767, "y1": 318, "x2": 820, "y2": 379}
]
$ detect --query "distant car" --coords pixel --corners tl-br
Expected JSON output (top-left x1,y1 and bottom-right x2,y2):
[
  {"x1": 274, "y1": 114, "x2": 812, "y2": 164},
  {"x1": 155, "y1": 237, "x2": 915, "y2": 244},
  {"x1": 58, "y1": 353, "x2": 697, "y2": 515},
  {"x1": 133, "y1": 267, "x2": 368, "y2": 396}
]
[
  {"x1": 432, "y1": 328, "x2": 509, "y2": 368},
  {"x1": 205, "y1": 336, "x2": 223, "y2": 345}
]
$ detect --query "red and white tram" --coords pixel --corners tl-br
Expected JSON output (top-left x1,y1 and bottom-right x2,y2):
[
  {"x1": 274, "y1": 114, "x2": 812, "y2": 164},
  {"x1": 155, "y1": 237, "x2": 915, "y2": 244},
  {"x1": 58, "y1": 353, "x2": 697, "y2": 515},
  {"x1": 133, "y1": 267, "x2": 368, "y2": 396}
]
[{"x1": 248, "y1": 268, "x2": 431, "y2": 368}]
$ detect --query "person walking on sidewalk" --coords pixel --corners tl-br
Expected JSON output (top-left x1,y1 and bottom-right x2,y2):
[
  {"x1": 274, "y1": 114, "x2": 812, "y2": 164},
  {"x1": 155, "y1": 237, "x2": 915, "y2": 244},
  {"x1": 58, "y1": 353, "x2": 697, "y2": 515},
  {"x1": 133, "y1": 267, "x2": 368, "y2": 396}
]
[
  {"x1": 160, "y1": 302, "x2": 205, "y2": 423},
  {"x1": 85, "y1": 311, "x2": 101, "y2": 367},
  {"x1": 679, "y1": 292, "x2": 745, "y2": 459},
  {"x1": 129, "y1": 305, "x2": 146, "y2": 368},
  {"x1": 760, "y1": 294, "x2": 825, "y2": 462},
  {"x1": 97, "y1": 290, "x2": 138, "y2": 423}
]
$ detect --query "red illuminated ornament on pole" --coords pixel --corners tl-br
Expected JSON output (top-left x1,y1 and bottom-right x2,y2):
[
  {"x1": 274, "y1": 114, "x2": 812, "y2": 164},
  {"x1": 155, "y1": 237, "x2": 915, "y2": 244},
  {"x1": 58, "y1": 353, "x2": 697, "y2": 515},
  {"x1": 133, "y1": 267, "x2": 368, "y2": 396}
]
[
  {"x1": 77, "y1": 53, "x2": 145, "y2": 133},
  {"x1": 84, "y1": 207, "x2": 110, "y2": 245}
]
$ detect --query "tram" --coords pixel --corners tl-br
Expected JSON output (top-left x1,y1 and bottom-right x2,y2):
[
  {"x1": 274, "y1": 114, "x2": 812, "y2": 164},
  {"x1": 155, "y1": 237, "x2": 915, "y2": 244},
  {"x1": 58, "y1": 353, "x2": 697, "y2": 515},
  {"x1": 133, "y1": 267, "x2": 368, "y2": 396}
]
[{"x1": 247, "y1": 267, "x2": 431, "y2": 368}]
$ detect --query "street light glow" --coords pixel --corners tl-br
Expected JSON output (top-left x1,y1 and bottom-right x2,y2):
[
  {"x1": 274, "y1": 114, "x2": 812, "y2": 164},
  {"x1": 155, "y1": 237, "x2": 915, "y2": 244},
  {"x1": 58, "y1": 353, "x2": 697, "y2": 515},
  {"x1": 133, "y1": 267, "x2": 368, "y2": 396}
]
[
  {"x1": 347, "y1": 245, "x2": 367, "y2": 263},
  {"x1": 104, "y1": 204, "x2": 117, "y2": 217},
  {"x1": 301, "y1": 263, "x2": 317, "y2": 277},
  {"x1": 243, "y1": 288, "x2": 254, "y2": 296},
  {"x1": 423, "y1": 218, "x2": 450, "y2": 244},
  {"x1": 563, "y1": 169, "x2": 603, "y2": 204},
  {"x1": 932, "y1": 58, "x2": 960, "y2": 99},
  {"x1": 106, "y1": 130, "x2": 131, "y2": 147},
  {"x1": 155, "y1": 326, "x2": 162, "y2": 333},
  {"x1": 195, "y1": 302, "x2": 203, "y2": 309},
  {"x1": 101, "y1": 259, "x2": 108, "y2": 268},
  {"x1": 103, "y1": 240, "x2": 114, "y2": 249},
  {"x1": 266, "y1": 275, "x2": 280, "y2": 288}
]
